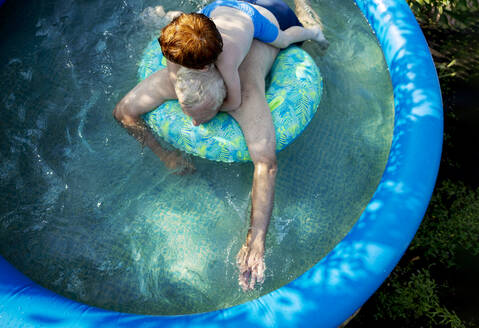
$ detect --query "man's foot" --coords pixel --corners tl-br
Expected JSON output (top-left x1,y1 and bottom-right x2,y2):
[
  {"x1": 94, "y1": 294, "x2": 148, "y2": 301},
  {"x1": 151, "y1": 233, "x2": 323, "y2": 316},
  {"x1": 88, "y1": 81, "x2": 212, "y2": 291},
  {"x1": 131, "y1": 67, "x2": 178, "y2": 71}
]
[
  {"x1": 310, "y1": 25, "x2": 329, "y2": 51},
  {"x1": 236, "y1": 240, "x2": 266, "y2": 291}
]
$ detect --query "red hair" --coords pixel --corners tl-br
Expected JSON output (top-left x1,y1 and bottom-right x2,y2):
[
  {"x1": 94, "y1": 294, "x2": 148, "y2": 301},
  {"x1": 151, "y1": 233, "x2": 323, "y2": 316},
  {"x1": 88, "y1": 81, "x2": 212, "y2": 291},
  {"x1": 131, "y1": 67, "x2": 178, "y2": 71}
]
[{"x1": 159, "y1": 13, "x2": 223, "y2": 69}]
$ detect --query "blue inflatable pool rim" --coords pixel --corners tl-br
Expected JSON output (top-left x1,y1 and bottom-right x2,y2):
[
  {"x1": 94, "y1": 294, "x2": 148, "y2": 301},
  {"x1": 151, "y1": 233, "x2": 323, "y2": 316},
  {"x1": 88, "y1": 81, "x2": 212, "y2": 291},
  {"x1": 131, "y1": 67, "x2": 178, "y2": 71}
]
[
  {"x1": 0, "y1": 0, "x2": 443, "y2": 327},
  {"x1": 139, "y1": 41, "x2": 322, "y2": 162}
]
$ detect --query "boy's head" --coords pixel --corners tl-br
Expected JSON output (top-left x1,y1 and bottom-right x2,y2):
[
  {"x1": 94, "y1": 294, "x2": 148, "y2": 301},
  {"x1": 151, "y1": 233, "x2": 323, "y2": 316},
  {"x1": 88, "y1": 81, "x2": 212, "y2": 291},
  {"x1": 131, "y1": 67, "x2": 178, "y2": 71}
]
[
  {"x1": 175, "y1": 65, "x2": 226, "y2": 126},
  {"x1": 159, "y1": 13, "x2": 223, "y2": 69}
]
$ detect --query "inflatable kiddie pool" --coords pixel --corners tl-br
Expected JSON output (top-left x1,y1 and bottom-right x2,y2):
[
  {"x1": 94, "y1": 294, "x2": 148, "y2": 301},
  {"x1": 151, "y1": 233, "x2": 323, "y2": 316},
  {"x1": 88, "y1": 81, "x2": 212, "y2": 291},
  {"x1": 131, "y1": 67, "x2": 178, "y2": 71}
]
[{"x1": 0, "y1": 0, "x2": 442, "y2": 326}]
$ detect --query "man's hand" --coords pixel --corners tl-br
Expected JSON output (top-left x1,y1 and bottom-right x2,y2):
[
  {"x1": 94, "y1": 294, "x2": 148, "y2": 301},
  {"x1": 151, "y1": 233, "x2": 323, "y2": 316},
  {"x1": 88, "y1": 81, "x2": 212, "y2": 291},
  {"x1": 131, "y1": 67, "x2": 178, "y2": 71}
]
[
  {"x1": 236, "y1": 238, "x2": 266, "y2": 291},
  {"x1": 162, "y1": 150, "x2": 196, "y2": 175}
]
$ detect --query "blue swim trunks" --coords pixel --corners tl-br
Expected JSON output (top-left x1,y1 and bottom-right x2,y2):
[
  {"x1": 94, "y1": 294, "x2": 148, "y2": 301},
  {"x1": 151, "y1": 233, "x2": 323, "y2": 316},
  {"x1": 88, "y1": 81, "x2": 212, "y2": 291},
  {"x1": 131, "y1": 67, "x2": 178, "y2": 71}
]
[
  {"x1": 244, "y1": 0, "x2": 303, "y2": 31},
  {"x1": 199, "y1": 0, "x2": 302, "y2": 43}
]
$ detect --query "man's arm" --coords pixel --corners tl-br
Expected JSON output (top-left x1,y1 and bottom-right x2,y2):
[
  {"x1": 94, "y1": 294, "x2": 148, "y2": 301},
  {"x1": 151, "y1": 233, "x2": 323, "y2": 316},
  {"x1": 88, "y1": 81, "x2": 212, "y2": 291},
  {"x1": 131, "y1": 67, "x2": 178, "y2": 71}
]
[
  {"x1": 232, "y1": 87, "x2": 277, "y2": 291},
  {"x1": 113, "y1": 68, "x2": 193, "y2": 172},
  {"x1": 230, "y1": 40, "x2": 280, "y2": 291}
]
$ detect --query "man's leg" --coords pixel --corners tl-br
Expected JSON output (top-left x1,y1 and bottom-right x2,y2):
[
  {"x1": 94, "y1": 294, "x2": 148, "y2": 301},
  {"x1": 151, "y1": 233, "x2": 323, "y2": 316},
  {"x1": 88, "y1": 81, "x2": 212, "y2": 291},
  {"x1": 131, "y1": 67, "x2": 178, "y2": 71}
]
[{"x1": 230, "y1": 40, "x2": 279, "y2": 291}]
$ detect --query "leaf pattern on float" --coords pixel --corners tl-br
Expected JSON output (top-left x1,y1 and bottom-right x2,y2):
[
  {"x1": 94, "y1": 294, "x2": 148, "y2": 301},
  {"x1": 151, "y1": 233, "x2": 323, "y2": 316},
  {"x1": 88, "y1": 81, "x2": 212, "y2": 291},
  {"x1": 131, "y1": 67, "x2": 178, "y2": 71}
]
[{"x1": 138, "y1": 40, "x2": 322, "y2": 162}]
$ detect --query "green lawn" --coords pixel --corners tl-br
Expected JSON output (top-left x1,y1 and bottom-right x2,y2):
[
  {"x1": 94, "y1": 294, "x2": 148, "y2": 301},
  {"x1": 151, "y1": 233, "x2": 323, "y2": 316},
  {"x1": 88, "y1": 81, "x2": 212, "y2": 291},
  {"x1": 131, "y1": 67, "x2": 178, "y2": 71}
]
[{"x1": 349, "y1": 1, "x2": 479, "y2": 327}]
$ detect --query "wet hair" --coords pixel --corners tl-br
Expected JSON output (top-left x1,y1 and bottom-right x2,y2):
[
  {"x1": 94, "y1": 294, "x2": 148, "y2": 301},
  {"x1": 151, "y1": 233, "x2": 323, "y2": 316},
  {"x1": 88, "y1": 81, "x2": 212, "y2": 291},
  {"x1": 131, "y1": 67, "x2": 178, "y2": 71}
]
[
  {"x1": 175, "y1": 65, "x2": 226, "y2": 112},
  {"x1": 159, "y1": 13, "x2": 223, "y2": 69}
]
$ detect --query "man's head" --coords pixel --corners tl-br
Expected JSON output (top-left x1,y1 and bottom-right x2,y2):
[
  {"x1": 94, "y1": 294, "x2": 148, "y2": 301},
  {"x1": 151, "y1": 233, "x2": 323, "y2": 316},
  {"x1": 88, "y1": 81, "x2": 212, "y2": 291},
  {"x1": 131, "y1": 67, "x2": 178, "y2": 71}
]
[
  {"x1": 175, "y1": 65, "x2": 226, "y2": 126},
  {"x1": 159, "y1": 13, "x2": 223, "y2": 69}
]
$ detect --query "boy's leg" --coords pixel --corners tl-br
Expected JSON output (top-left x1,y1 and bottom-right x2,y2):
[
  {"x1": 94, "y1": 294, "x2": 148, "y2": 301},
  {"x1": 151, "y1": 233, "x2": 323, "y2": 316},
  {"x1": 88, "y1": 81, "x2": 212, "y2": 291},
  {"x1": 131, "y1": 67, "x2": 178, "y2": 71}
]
[
  {"x1": 244, "y1": 0, "x2": 303, "y2": 30},
  {"x1": 248, "y1": 0, "x2": 329, "y2": 48}
]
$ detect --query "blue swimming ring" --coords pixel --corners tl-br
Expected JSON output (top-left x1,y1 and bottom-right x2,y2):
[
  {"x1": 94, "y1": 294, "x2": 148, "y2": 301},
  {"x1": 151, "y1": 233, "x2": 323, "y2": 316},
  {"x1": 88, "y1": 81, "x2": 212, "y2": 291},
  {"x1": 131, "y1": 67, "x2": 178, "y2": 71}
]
[{"x1": 138, "y1": 40, "x2": 322, "y2": 162}]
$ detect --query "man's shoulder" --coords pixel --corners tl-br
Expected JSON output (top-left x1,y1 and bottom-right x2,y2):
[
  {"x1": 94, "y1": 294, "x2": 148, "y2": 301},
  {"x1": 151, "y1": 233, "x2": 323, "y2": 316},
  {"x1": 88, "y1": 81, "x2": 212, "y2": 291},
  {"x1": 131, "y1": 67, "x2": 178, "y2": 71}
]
[{"x1": 140, "y1": 67, "x2": 176, "y2": 100}]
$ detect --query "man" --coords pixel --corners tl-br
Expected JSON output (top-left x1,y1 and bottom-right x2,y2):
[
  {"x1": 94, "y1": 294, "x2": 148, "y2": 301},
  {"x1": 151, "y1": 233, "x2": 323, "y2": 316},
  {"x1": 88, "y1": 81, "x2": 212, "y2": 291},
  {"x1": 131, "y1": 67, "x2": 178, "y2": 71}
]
[
  {"x1": 113, "y1": 60, "x2": 225, "y2": 174},
  {"x1": 114, "y1": 39, "x2": 279, "y2": 291},
  {"x1": 114, "y1": 0, "x2": 326, "y2": 291}
]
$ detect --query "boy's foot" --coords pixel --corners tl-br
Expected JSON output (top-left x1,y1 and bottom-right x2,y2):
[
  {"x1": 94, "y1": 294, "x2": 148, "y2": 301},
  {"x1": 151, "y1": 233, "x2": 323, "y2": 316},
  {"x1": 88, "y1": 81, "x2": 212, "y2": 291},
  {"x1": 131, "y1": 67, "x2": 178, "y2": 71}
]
[
  {"x1": 140, "y1": 6, "x2": 166, "y2": 27},
  {"x1": 311, "y1": 25, "x2": 329, "y2": 50}
]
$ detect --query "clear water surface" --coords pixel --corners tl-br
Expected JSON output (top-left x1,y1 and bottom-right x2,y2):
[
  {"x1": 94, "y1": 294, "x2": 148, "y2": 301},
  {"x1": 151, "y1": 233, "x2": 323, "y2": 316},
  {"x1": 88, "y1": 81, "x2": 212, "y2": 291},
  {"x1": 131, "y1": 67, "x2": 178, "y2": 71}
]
[{"x1": 0, "y1": 0, "x2": 394, "y2": 315}]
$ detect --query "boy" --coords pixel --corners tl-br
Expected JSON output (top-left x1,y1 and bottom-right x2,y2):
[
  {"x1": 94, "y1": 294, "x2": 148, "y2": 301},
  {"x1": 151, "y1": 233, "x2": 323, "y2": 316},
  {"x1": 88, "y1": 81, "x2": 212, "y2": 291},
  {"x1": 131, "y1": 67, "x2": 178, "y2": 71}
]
[{"x1": 159, "y1": 0, "x2": 328, "y2": 112}]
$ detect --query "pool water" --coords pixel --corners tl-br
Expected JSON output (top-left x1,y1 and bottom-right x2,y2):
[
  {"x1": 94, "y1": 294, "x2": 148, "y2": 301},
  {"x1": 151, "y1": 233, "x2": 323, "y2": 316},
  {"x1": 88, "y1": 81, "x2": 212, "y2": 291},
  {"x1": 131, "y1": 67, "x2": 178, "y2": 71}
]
[{"x1": 0, "y1": 0, "x2": 394, "y2": 315}]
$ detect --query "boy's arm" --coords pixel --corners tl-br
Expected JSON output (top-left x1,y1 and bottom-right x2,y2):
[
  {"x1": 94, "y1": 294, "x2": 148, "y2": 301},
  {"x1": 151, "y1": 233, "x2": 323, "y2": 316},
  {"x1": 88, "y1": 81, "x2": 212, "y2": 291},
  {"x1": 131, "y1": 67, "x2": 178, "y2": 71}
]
[
  {"x1": 216, "y1": 45, "x2": 243, "y2": 111},
  {"x1": 217, "y1": 65, "x2": 241, "y2": 111}
]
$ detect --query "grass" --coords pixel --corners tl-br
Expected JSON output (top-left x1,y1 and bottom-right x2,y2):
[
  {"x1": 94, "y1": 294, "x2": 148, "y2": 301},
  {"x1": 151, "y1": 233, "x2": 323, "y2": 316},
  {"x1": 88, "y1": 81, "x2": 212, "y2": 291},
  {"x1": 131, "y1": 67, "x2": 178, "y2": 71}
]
[{"x1": 348, "y1": 1, "x2": 479, "y2": 327}]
